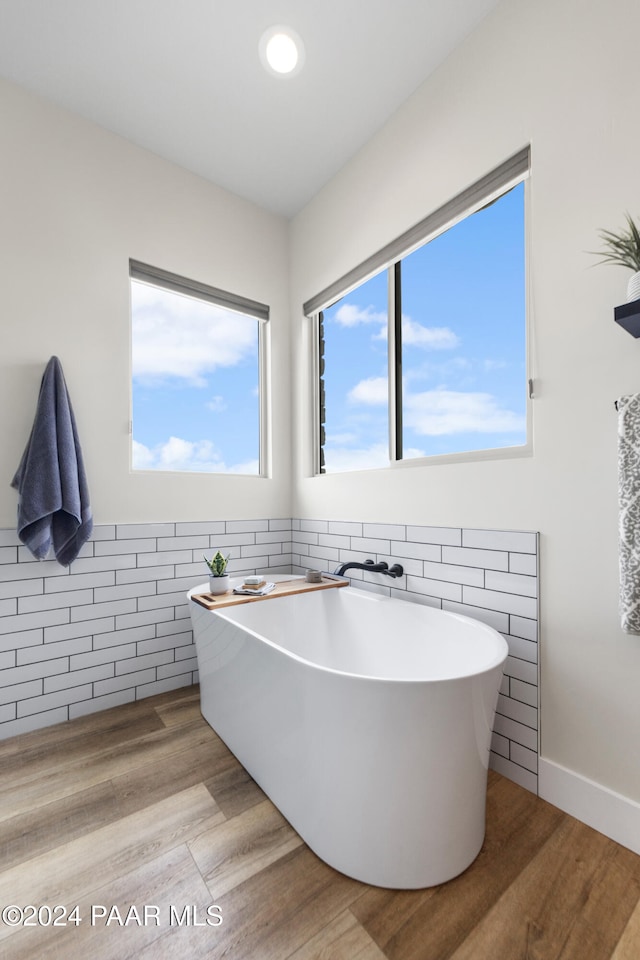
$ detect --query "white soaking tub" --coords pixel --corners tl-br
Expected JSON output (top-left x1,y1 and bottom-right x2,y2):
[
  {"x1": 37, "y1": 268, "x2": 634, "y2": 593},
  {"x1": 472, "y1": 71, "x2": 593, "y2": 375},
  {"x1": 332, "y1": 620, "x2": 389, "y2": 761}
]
[{"x1": 188, "y1": 578, "x2": 507, "y2": 889}]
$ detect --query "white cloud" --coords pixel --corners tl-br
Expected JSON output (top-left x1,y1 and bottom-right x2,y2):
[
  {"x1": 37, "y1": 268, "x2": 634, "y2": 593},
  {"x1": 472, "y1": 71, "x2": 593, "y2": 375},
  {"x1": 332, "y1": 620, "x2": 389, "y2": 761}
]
[
  {"x1": 322, "y1": 441, "x2": 428, "y2": 473},
  {"x1": 404, "y1": 389, "x2": 525, "y2": 436},
  {"x1": 206, "y1": 395, "x2": 227, "y2": 412},
  {"x1": 132, "y1": 436, "x2": 258, "y2": 474},
  {"x1": 226, "y1": 459, "x2": 260, "y2": 475},
  {"x1": 402, "y1": 318, "x2": 459, "y2": 349},
  {"x1": 333, "y1": 303, "x2": 386, "y2": 327},
  {"x1": 347, "y1": 376, "x2": 388, "y2": 405},
  {"x1": 323, "y1": 443, "x2": 390, "y2": 472},
  {"x1": 326, "y1": 431, "x2": 359, "y2": 446},
  {"x1": 483, "y1": 359, "x2": 508, "y2": 371},
  {"x1": 374, "y1": 316, "x2": 459, "y2": 350},
  {"x1": 131, "y1": 439, "x2": 156, "y2": 470},
  {"x1": 403, "y1": 356, "x2": 472, "y2": 385},
  {"x1": 131, "y1": 281, "x2": 257, "y2": 385},
  {"x1": 158, "y1": 436, "x2": 212, "y2": 470}
]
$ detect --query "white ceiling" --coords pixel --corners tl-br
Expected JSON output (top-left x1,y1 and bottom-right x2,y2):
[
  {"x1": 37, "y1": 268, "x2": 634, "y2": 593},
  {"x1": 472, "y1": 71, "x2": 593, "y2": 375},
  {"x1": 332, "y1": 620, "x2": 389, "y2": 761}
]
[{"x1": 0, "y1": 0, "x2": 500, "y2": 218}]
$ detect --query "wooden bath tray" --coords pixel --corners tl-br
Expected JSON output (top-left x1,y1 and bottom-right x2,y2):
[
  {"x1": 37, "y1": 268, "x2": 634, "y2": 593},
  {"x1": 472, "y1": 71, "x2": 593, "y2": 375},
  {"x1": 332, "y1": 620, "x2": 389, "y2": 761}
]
[{"x1": 190, "y1": 576, "x2": 347, "y2": 611}]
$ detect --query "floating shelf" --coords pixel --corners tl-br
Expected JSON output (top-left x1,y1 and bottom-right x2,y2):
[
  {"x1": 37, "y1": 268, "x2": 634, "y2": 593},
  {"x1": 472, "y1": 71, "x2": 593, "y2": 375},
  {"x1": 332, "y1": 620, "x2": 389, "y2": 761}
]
[{"x1": 615, "y1": 299, "x2": 640, "y2": 337}]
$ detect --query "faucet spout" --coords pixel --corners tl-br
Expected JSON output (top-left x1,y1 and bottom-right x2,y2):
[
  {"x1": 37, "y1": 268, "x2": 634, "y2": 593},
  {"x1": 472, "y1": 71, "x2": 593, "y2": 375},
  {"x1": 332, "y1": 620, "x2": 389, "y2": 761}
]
[{"x1": 334, "y1": 558, "x2": 404, "y2": 579}]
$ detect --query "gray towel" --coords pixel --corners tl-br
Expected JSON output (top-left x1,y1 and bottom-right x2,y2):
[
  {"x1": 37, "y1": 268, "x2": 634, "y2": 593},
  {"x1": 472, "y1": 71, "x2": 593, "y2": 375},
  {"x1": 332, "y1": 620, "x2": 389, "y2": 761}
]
[
  {"x1": 11, "y1": 357, "x2": 93, "y2": 566},
  {"x1": 618, "y1": 393, "x2": 640, "y2": 634}
]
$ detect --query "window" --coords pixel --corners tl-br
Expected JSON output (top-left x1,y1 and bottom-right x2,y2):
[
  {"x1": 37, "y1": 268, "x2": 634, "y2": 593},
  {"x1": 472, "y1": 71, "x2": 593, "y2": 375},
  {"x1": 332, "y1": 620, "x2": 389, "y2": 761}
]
[
  {"x1": 130, "y1": 261, "x2": 268, "y2": 475},
  {"x1": 320, "y1": 271, "x2": 389, "y2": 473},
  {"x1": 310, "y1": 149, "x2": 529, "y2": 474}
]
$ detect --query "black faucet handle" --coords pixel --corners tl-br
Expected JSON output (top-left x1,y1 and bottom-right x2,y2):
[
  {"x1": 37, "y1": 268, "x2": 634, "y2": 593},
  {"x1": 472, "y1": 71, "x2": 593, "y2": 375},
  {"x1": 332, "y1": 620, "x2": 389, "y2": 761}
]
[{"x1": 389, "y1": 564, "x2": 404, "y2": 578}]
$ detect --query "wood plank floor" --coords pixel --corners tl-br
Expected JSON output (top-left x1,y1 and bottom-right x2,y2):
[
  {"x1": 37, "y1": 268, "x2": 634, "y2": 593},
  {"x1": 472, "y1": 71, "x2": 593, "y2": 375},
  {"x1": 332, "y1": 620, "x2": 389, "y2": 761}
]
[{"x1": 0, "y1": 684, "x2": 639, "y2": 960}]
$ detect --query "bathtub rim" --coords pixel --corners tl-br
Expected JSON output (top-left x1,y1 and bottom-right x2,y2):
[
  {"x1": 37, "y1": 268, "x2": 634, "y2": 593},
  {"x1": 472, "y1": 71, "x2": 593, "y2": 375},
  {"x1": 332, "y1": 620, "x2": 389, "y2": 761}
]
[{"x1": 188, "y1": 577, "x2": 508, "y2": 685}]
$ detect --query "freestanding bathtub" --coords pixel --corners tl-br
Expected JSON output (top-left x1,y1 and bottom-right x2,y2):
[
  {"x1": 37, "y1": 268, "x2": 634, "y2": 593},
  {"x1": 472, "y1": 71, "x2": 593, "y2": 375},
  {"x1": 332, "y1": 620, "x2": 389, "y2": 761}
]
[{"x1": 188, "y1": 578, "x2": 508, "y2": 889}]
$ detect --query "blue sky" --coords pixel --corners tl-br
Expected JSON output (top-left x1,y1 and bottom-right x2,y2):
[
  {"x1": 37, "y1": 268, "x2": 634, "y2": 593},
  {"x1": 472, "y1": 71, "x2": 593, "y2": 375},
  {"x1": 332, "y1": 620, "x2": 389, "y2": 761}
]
[
  {"x1": 131, "y1": 281, "x2": 260, "y2": 474},
  {"x1": 322, "y1": 182, "x2": 526, "y2": 472}
]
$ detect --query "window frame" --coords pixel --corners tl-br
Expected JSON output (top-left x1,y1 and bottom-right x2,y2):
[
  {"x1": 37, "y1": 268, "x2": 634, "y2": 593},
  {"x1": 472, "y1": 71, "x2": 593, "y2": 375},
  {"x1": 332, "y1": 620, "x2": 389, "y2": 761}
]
[
  {"x1": 129, "y1": 259, "x2": 270, "y2": 478},
  {"x1": 308, "y1": 149, "x2": 531, "y2": 475}
]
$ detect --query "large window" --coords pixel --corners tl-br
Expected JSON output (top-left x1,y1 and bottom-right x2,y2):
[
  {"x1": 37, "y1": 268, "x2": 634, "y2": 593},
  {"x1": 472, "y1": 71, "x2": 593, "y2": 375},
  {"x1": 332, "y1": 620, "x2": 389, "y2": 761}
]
[
  {"x1": 130, "y1": 261, "x2": 268, "y2": 475},
  {"x1": 310, "y1": 150, "x2": 529, "y2": 474}
]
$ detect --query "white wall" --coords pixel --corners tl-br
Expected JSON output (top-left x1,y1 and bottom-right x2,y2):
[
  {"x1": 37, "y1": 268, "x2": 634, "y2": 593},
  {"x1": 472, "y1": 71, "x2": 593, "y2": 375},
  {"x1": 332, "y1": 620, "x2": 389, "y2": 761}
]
[
  {"x1": 0, "y1": 78, "x2": 291, "y2": 527},
  {"x1": 290, "y1": 0, "x2": 640, "y2": 803}
]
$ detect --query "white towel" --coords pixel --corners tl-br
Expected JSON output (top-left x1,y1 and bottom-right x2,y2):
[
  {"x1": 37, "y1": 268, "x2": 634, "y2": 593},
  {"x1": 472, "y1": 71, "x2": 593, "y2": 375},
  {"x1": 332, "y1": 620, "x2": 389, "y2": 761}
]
[
  {"x1": 618, "y1": 393, "x2": 640, "y2": 633},
  {"x1": 233, "y1": 582, "x2": 276, "y2": 596}
]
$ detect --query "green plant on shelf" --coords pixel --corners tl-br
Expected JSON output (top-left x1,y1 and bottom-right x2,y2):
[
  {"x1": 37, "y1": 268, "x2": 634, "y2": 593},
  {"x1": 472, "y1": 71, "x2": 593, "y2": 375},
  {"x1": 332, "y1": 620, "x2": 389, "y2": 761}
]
[
  {"x1": 592, "y1": 213, "x2": 640, "y2": 271},
  {"x1": 204, "y1": 551, "x2": 230, "y2": 577}
]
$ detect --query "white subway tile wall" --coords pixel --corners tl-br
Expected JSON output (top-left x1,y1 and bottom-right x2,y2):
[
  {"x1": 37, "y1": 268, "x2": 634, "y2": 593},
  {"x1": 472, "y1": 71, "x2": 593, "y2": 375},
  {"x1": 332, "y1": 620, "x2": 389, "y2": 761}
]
[
  {"x1": 0, "y1": 517, "x2": 539, "y2": 795},
  {"x1": 292, "y1": 520, "x2": 539, "y2": 794},
  {"x1": 0, "y1": 520, "x2": 293, "y2": 740}
]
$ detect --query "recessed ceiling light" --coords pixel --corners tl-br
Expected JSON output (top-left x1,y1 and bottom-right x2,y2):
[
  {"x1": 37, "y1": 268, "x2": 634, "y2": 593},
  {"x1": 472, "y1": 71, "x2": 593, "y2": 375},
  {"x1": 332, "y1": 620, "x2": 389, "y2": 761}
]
[{"x1": 259, "y1": 26, "x2": 305, "y2": 77}]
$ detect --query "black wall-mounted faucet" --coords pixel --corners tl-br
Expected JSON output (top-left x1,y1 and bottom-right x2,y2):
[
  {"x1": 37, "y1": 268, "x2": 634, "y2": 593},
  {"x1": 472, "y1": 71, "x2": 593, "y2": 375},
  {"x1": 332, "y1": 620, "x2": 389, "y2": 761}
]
[{"x1": 334, "y1": 559, "x2": 404, "y2": 579}]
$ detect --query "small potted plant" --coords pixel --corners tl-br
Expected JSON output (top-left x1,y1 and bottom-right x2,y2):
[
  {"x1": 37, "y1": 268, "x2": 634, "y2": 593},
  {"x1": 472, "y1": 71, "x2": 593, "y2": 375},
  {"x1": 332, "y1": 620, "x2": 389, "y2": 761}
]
[
  {"x1": 204, "y1": 550, "x2": 231, "y2": 595},
  {"x1": 593, "y1": 213, "x2": 640, "y2": 302}
]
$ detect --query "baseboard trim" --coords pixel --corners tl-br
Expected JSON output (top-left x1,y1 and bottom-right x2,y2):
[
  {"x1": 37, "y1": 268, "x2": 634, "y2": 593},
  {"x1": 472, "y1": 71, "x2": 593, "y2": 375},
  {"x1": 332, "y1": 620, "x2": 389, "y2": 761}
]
[{"x1": 539, "y1": 758, "x2": 640, "y2": 856}]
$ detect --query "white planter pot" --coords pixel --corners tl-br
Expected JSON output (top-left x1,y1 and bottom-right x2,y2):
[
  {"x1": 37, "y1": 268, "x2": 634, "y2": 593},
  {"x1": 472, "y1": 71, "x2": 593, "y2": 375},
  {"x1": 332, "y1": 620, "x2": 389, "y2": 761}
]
[
  {"x1": 627, "y1": 271, "x2": 640, "y2": 303},
  {"x1": 209, "y1": 574, "x2": 230, "y2": 595}
]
